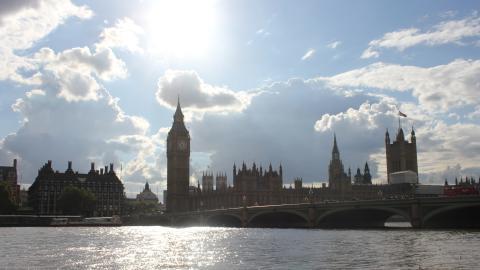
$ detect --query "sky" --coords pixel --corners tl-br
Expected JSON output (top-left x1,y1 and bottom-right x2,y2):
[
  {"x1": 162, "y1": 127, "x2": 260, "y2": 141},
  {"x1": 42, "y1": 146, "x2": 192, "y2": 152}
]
[{"x1": 0, "y1": 0, "x2": 479, "y2": 198}]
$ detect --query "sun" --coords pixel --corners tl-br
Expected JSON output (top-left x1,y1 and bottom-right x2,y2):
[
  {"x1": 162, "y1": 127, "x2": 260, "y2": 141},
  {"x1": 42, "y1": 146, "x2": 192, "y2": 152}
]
[{"x1": 144, "y1": 0, "x2": 218, "y2": 59}]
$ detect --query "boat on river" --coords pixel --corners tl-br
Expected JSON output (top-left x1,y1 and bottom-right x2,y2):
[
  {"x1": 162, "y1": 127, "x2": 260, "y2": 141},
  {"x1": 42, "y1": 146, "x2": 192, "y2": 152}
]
[{"x1": 50, "y1": 216, "x2": 122, "y2": 226}]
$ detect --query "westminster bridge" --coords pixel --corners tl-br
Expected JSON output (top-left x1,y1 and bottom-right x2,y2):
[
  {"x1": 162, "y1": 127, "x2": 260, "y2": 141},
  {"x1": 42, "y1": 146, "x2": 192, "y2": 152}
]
[{"x1": 131, "y1": 196, "x2": 480, "y2": 228}]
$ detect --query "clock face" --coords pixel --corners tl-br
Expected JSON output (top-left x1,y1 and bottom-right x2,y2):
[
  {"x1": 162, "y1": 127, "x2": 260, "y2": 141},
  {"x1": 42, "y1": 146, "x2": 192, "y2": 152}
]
[{"x1": 177, "y1": 140, "x2": 187, "y2": 150}]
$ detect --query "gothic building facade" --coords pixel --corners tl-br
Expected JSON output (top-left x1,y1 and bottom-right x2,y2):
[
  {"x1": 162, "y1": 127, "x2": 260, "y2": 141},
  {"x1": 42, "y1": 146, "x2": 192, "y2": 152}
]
[
  {"x1": 353, "y1": 163, "x2": 372, "y2": 185},
  {"x1": 0, "y1": 159, "x2": 19, "y2": 204},
  {"x1": 28, "y1": 161, "x2": 125, "y2": 216},
  {"x1": 385, "y1": 127, "x2": 418, "y2": 183}
]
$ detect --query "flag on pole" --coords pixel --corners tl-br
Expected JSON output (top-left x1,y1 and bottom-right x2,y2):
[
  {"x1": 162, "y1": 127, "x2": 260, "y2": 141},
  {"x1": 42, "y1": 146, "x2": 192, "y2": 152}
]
[{"x1": 398, "y1": 111, "x2": 407, "y2": 117}]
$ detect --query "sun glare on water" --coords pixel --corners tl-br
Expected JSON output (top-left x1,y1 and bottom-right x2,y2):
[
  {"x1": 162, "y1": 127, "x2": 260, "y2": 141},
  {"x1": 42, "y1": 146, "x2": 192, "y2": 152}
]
[{"x1": 144, "y1": 0, "x2": 218, "y2": 59}]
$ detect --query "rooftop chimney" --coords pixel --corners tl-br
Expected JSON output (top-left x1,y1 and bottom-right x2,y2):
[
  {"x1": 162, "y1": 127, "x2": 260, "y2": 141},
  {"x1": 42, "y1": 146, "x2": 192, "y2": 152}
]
[
  {"x1": 105, "y1": 165, "x2": 108, "y2": 174},
  {"x1": 47, "y1": 160, "x2": 52, "y2": 168},
  {"x1": 91, "y1": 162, "x2": 95, "y2": 171},
  {"x1": 110, "y1": 163, "x2": 114, "y2": 173},
  {"x1": 13, "y1": 159, "x2": 17, "y2": 168},
  {"x1": 100, "y1": 168, "x2": 104, "y2": 175},
  {"x1": 68, "y1": 161, "x2": 72, "y2": 170}
]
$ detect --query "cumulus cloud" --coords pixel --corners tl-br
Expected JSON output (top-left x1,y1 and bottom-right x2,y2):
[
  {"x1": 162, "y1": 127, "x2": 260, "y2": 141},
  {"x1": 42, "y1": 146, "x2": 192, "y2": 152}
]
[
  {"x1": 320, "y1": 59, "x2": 480, "y2": 112},
  {"x1": 24, "y1": 46, "x2": 127, "y2": 102},
  {"x1": 301, "y1": 49, "x2": 316, "y2": 60},
  {"x1": 362, "y1": 13, "x2": 480, "y2": 58},
  {"x1": 2, "y1": 87, "x2": 150, "y2": 186},
  {"x1": 155, "y1": 70, "x2": 254, "y2": 119},
  {"x1": 96, "y1": 17, "x2": 144, "y2": 53},
  {"x1": 0, "y1": 0, "x2": 93, "y2": 83}
]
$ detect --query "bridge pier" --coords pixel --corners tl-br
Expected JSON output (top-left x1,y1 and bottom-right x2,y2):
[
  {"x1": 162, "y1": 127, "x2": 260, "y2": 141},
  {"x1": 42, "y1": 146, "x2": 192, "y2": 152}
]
[
  {"x1": 241, "y1": 207, "x2": 248, "y2": 227},
  {"x1": 410, "y1": 203, "x2": 423, "y2": 228},
  {"x1": 308, "y1": 207, "x2": 316, "y2": 228}
]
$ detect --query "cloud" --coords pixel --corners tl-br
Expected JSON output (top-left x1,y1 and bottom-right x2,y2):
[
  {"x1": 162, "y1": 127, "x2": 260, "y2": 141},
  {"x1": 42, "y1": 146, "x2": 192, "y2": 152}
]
[
  {"x1": 439, "y1": 10, "x2": 458, "y2": 19},
  {"x1": 155, "y1": 70, "x2": 255, "y2": 119},
  {"x1": 0, "y1": 0, "x2": 93, "y2": 83},
  {"x1": 327, "y1": 41, "x2": 342, "y2": 49},
  {"x1": 27, "y1": 46, "x2": 127, "y2": 102},
  {"x1": 362, "y1": 13, "x2": 480, "y2": 58},
  {"x1": 301, "y1": 49, "x2": 316, "y2": 60},
  {"x1": 256, "y1": 28, "x2": 271, "y2": 37},
  {"x1": 361, "y1": 47, "x2": 380, "y2": 59},
  {"x1": 320, "y1": 59, "x2": 480, "y2": 112},
  {"x1": 0, "y1": 0, "x2": 41, "y2": 22},
  {"x1": 2, "y1": 87, "x2": 149, "y2": 187},
  {"x1": 96, "y1": 17, "x2": 144, "y2": 53}
]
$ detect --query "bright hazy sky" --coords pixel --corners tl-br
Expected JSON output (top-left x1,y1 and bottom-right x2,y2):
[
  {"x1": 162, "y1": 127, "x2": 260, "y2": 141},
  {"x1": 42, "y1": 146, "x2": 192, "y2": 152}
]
[{"x1": 1, "y1": 0, "x2": 479, "y2": 197}]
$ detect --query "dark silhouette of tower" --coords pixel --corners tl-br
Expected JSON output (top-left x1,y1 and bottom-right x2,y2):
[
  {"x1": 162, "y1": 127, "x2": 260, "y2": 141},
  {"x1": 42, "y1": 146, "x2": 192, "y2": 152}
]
[
  {"x1": 202, "y1": 171, "x2": 214, "y2": 192},
  {"x1": 363, "y1": 162, "x2": 372, "y2": 184},
  {"x1": 166, "y1": 98, "x2": 190, "y2": 213},
  {"x1": 328, "y1": 134, "x2": 351, "y2": 191},
  {"x1": 385, "y1": 127, "x2": 418, "y2": 184},
  {"x1": 215, "y1": 173, "x2": 227, "y2": 191}
]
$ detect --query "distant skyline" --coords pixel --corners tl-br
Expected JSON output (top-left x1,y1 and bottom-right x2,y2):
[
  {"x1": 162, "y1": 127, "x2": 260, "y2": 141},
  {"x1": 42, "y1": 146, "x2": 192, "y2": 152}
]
[{"x1": 0, "y1": 0, "x2": 479, "y2": 197}]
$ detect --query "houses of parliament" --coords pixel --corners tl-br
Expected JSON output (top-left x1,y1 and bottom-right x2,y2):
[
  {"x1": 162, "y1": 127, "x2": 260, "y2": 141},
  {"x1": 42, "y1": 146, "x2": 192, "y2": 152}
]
[{"x1": 166, "y1": 100, "x2": 418, "y2": 213}]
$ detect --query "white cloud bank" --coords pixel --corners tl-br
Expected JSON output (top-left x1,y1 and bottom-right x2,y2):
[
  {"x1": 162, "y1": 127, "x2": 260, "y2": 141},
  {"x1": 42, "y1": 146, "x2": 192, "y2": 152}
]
[
  {"x1": 362, "y1": 13, "x2": 480, "y2": 58},
  {"x1": 320, "y1": 59, "x2": 480, "y2": 112}
]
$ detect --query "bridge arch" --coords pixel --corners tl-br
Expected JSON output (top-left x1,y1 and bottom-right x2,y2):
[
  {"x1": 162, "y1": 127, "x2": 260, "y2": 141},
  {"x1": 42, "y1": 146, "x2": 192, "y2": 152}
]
[
  {"x1": 422, "y1": 203, "x2": 480, "y2": 228},
  {"x1": 248, "y1": 210, "x2": 309, "y2": 228},
  {"x1": 316, "y1": 206, "x2": 411, "y2": 228},
  {"x1": 205, "y1": 213, "x2": 242, "y2": 227}
]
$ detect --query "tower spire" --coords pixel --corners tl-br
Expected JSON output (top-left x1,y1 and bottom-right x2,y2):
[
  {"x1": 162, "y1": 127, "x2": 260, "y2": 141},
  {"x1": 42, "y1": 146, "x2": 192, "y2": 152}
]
[
  {"x1": 332, "y1": 133, "x2": 340, "y2": 160},
  {"x1": 174, "y1": 95, "x2": 184, "y2": 122},
  {"x1": 333, "y1": 133, "x2": 339, "y2": 153}
]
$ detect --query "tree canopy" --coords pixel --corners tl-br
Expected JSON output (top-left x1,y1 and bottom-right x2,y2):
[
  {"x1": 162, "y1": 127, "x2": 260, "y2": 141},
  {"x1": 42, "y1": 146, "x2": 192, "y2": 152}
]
[{"x1": 58, "y1": 186, "x2": 96, "y2": 216}]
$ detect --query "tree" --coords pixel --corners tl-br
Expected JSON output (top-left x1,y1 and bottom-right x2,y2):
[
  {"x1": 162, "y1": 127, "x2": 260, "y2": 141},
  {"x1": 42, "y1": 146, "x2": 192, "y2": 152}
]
[
  {"x1": 0, "y1": 182, "x2": 16, "y2": 214},
  {"x1": 58, "y1": 186, "x2": 96, "y2": 216}
]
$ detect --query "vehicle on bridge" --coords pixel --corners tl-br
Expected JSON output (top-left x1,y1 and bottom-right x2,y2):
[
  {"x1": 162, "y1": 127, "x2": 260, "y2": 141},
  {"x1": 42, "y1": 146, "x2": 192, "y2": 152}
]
[{"x1": 444, "y1": 185, "x2": 479, "y2": 197}]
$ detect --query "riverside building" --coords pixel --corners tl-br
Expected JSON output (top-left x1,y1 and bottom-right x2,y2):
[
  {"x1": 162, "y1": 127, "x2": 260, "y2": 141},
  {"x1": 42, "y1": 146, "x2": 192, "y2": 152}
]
[
  {"x1": 0, "y1": 159, "x2": 20, "y2": 204},
  {"x1": 28, "y1": 161, "x2": 125, "y2": 216}
]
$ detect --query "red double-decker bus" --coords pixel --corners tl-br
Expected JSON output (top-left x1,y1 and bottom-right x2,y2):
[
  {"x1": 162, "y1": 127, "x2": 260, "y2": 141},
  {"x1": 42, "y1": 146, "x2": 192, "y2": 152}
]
[{"x1": 444, "y1": 185, "x2": 479, "y2": 197}]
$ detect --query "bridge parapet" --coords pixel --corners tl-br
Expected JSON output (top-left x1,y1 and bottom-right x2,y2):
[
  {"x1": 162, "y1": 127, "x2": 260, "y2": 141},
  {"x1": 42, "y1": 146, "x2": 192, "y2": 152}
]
[{"x1": 162, "y1": 196, "x2": 480, "y2": 228}]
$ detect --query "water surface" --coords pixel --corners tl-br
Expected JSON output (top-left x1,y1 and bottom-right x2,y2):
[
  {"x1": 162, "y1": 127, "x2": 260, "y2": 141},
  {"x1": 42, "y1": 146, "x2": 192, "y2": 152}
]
[{"x1": 1, "y1": 226, "x2": 478, "y2": 269}]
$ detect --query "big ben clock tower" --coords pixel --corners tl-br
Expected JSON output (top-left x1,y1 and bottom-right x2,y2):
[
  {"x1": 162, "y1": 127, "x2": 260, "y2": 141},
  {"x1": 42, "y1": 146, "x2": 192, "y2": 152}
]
[{"x1": 166, "y1": 98, "x2": 190, "y2": 213}]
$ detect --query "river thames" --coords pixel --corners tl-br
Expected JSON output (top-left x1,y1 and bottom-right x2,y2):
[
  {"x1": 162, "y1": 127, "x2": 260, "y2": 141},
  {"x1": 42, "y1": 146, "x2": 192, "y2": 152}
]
[{"x1": 1, "y1": 225, "x2": 479, "y2": 269}]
